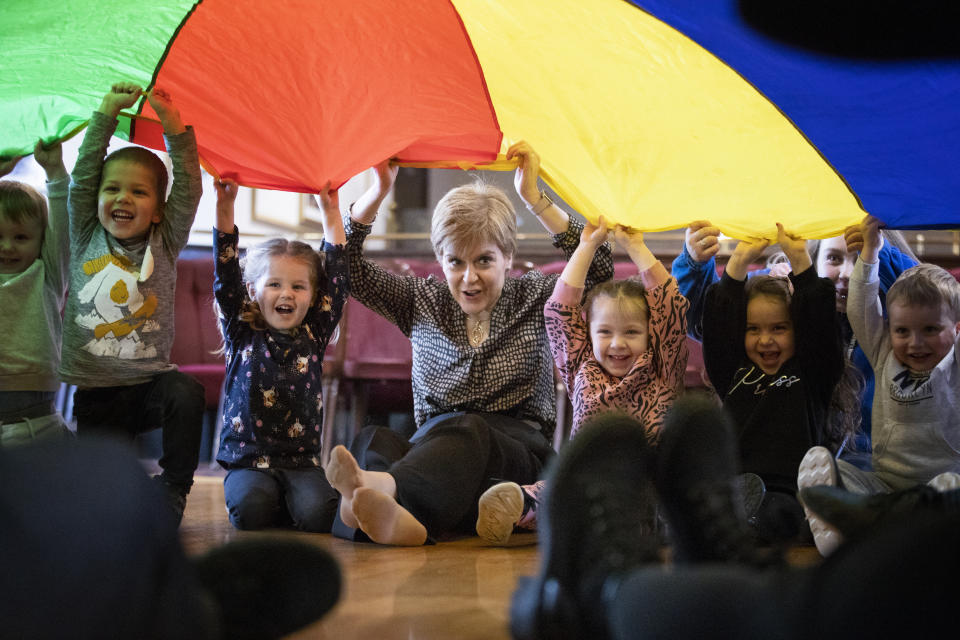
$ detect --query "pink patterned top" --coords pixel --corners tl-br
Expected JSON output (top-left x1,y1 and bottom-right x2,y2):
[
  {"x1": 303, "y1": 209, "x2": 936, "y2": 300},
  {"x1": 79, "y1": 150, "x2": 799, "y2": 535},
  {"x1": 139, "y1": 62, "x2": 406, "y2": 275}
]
[{"x1": 545, "y1": 261, "x2": 690, "y2": 442}]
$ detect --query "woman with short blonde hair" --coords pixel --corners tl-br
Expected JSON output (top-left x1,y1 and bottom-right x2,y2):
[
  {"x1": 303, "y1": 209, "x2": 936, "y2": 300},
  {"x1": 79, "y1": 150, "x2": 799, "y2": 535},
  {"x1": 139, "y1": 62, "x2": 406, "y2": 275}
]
[{"x1": 326, "y1": 142, "x2": 614, "y2": 546}]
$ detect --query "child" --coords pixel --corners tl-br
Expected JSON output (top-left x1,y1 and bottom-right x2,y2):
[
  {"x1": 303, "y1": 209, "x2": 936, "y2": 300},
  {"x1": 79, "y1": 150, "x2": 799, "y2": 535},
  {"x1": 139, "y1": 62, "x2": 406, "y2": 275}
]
[
  {"x1": 799, "y1": 215, "x2": 960, "y2": 555},
  {"x1": 702, "y1": 223, "x2": 850, "y2": 545},
  {"x1": 59, "y1": 83, "x2": 204, "y2": 524},
  {"x1": 476, "y1": 219, "x2": 689, "y2": 543},
  {"x1": 0, "y1": 141, "x2": 73, "y2": 444},
  {"x1": 212, "y1": 177, "x2": 348, "y2": 532}
]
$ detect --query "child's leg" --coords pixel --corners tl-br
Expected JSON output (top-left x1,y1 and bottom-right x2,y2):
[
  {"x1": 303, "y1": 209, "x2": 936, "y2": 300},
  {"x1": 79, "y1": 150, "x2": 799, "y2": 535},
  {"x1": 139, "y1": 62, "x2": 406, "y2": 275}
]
[
  {"x1": 144, "y1": 371, "x2": 205, "y2": 495},
  {"x1": 325, "y1": 444, "x2": 401, "y2": 529},
  {"x1": 223, "y1": 468, "x2": 284, "y2": 530},
  {"x1": 281, "y1": 467, "x2": 340, "y2": 533}
]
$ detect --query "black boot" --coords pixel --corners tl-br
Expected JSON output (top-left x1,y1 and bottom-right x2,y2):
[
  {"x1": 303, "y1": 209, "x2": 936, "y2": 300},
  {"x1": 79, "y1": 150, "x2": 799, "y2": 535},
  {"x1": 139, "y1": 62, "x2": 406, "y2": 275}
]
[
  {"x1": 509, "y1": 413, "x2": 660, "y2": 640},
  {"x1": 654, "y1": 393, "x2": 780, "y2": 567}
]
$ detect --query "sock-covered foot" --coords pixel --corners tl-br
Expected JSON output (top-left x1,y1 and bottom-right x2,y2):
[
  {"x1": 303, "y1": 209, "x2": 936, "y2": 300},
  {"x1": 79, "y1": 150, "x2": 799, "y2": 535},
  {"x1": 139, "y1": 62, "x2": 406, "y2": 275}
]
[
  {"x1": 192, "y1": 538, "x2": 341, "y2": 640},
  {"x1": 510, "y1": 413, "x2": 660, "y2": 640},
  {"x1": 325, "y1": 445, "x2": 363, "y2": 529},
  {"x1": 352, "y1": 487, "x2": 427, "y2": 546},
  {"x1": 797, "y1": 445, "x2": 842, "y2": 556}
]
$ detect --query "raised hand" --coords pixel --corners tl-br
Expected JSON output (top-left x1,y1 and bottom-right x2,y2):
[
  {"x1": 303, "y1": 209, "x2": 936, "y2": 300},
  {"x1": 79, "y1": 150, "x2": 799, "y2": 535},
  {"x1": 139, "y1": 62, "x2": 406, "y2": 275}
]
[
  {"x1": 726, "y1": 237, "x2": 770, "y2": 281},
  {"x1": 684, "y1": 220, "x2": 721, "y2": 263},
  {"x1": 351, "y1": 160, "x2": 396, "y2": 225},
  {"x1": 615, "y1": 223, "x2": 657, "y2": 272},
  {"x1": 581, "y1": 216, "x2": 609, "y2": 246},
  {"x1": 33, "y1": 139, "x2": 67, "y2": 181},
  {"x1": 776, "y1": 223, "x2": 812, "y2": 274},
  {"x1": 373, "y1": 160, "x2": 399, "y2": 200},
  {"x1": 859, "y1": 215, "x2": 883, "y2": 264},
  {"x1": 98, "y1": 82, "x2": 143, "y2": 118},
  {"x1": 214, "y1": 178, "x2": 239, "y2": 231},
  {"x1": 506, "y1": 140, "x2": 541, "y2": 206},
  {"x1": 147, "y1": 87, "x2": 185, "y2": 135}
]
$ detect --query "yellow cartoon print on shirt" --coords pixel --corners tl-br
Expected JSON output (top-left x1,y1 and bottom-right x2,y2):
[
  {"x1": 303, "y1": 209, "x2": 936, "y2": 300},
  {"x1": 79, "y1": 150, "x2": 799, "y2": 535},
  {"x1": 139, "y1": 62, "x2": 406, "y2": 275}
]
[{"x1": 75, "y1": 253, "x2": 158, "y2": 359}]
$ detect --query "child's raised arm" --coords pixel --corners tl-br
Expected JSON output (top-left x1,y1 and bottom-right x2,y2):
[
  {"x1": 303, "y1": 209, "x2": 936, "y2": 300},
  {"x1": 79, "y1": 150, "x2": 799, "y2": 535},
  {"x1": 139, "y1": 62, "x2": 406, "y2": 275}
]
[
  {"x1": 214, "y1": 178, "x2": 239, "y2": 232},
  {"x1": 776, "y1": 222, "x2": 813, "y2": 274},
  {"x1": 858, "y1": 215, "x2": 883, "y2": 265},
  {"x1": 613, "y1": 224, "x2": 657, "y2": 272},
  {"x1": 317, "y1": 181, "x2": 345, "y2": 245},
  {"x1": 559, "y1": 216, "x2": 609, "y2": 289},
  {"x1": 146, "y1": 87, "x2": 186, "y2": 136},
  {"x1": 725, "y1": 237, "x2": 770, "y2": 281},
  {"x1": 33, "y1": 139, "x2": 67, "y2": 182},
  {"x1": 508, "y1": 141, "x2": 569, "y2": 235},
  {"x1": 349, "y1": 161, "x2": 398, "y2": 225},
  {"x1": 97, "y1": 83, "x2": 143, "y2": 119}
]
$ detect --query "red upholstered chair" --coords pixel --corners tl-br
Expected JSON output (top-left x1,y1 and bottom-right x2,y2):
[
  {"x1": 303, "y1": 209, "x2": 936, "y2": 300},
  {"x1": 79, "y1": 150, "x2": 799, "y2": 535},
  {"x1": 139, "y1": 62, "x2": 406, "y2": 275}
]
[{"x1": 171, "y1": 257, "x2": 225, "y2": 410}]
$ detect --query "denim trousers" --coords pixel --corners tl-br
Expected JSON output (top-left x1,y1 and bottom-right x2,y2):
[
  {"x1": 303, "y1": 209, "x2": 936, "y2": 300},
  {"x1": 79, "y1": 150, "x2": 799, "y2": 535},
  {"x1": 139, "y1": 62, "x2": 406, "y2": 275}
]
[
  {"x1": 74, "y1": 370, "x2": 205, "y2": 492},
  {"x1": 224, "y1": 466, "x2": 339, "y2": 533}
]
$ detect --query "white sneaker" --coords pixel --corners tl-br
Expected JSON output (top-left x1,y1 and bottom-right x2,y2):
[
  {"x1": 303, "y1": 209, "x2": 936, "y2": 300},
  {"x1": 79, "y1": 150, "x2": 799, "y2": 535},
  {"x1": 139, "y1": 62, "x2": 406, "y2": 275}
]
[
  {"x1": 797, "y1": 446, "x2": 843, "y2": 556},
  {"x1": 476, "y1": 482, "x2": 524, "y2": 544},
  {"x1": 928, "y1": 471, "x2": 960, "y2": 492}
]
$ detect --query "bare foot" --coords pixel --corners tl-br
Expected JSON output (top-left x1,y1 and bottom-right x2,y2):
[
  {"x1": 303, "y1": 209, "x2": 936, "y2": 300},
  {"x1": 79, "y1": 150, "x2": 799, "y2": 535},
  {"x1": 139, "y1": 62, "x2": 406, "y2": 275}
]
[
  {"x1": 352, "y1": 487, "x2": 427, "y2": 546},
  {"x1": 325, "y1": 445, "x2": 363, "y2": 528}
]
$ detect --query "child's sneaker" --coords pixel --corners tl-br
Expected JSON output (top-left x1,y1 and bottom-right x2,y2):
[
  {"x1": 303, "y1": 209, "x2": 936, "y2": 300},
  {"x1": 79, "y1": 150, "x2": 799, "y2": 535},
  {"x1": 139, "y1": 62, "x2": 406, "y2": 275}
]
[
  {"x1": 476, "y1": 481, "x2": 539, "y2": 544},
  {"x1": 509, "y1": 413, "x2": 660, "y2": 640},
  {"x1": 928, "y1": 471, "x2": 960, "y2": 492},
  {"x1": 797, "y1": 445, "x2": 842, "y2": 556},
  {"x1": 154, "y1": 475, "x2": 188, "y2": 526}
]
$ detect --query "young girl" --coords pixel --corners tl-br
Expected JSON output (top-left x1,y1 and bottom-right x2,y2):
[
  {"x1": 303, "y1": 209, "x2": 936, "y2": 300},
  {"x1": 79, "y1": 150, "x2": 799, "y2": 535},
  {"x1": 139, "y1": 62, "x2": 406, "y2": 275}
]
[
  {"x1": 702, "y1": 223, "x2": 851, "y2": 545},
  {"x1": 476, "y1": 219, "x2": 690, "y2": 543},
  {"x1": 212, "y1": 178, "x2": 348, "y2": 532}
]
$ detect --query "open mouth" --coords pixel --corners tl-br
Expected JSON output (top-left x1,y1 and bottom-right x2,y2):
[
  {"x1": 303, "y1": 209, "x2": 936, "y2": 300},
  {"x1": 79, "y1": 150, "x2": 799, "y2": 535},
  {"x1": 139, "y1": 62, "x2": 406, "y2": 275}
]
[
  {"x1": 759, "y1": 351, "x2": 780, "y2": 364},
  {"x1": 111, "y1": 210, "x2": 135, "y2": 222},
  {"x1": 275, "y1": 304, "x2": 294, "y2": 315}
]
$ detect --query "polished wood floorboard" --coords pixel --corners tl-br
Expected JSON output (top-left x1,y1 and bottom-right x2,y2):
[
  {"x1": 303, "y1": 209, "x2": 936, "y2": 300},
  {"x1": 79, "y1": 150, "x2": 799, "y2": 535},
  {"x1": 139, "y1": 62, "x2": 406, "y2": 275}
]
[{"x1": 179, "y1": 474, "x2": 822, "y2": 640}]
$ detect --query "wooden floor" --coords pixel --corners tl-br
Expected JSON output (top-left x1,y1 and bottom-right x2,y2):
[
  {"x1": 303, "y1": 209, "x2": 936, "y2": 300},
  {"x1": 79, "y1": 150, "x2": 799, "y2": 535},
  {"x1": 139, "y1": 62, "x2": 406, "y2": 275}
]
[
  {"x1": 179, "y1": 473, "x2": 822, "y2": 640},
  {"x1": 179, "y1": 475, "x2": 539, "y2": 640}
]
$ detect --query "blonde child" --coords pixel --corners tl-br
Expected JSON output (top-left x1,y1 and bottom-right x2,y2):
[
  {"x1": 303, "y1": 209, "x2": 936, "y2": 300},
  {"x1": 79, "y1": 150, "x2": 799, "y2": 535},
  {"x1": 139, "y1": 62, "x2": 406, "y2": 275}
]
[
  {"x1": 702, "y1": 223, "x2": 852, "y2": 545},
  {"x1": 799, "y1": 215, "x2": 960, "y2": 555},
  {"x1": 212, "y1": 178, "x2": 348, "y2": 532},
  {"x1": 0, "y1": 142, "x2": 72, "y2": 444},
  {"x1": 60, "y1": 83, "x2": 204, "y2": 524},
  {"x1": 476, "y1": 219, "x2": 689, "y2": 543}
]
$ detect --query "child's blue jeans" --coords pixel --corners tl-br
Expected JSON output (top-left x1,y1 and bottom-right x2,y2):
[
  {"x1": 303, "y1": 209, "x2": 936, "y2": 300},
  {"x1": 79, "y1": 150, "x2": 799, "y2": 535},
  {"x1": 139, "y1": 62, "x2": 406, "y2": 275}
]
[
  {"x1": 224, "y1": 466, "x2": 339, "y2": 532},
  {"x1": 73, "y1": 370, "x2": 205, "y2": 493}
]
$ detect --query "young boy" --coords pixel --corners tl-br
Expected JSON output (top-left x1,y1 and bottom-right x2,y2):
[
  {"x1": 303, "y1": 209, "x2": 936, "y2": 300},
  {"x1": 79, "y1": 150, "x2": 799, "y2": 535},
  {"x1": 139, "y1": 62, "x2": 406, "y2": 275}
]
[
  {"x1": 799, "y1": 215, "x2": 960, "y2": 554},
  {"x1": 0, "y1": 142, "x2": 73, "y2": 444},
  {"x1": 59, "y1": 83, "x2": 205, "y2": 524}
]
